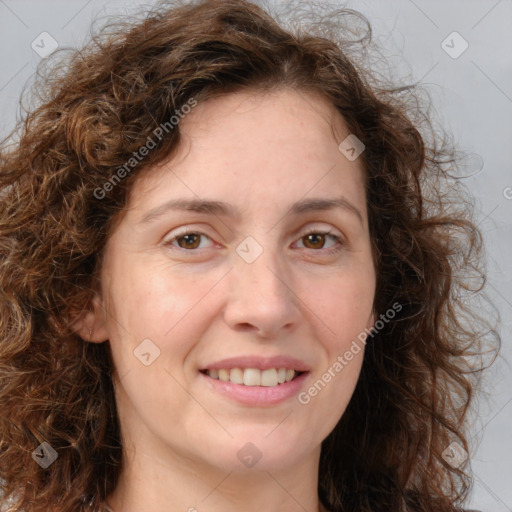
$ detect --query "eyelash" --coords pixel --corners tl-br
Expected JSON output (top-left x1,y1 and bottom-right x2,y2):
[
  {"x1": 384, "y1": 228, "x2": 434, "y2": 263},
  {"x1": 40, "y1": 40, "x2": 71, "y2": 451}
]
[{"x1": 163, "y1": 228, "x2": 345, "y2": 255}]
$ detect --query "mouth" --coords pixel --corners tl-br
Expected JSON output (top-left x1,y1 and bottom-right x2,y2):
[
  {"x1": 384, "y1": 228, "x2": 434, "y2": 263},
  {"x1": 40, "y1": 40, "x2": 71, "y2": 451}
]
[
  {"x1": 199, "y1": 367, "x2": 307, "y2": 387},
  {"x1": 198, "y1": 355, "x2": 311, "y2": 405}
]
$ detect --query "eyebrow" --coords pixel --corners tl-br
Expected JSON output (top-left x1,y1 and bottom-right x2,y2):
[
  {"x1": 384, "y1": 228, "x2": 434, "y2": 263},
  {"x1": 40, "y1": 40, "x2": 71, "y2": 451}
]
[{"x1": 139, "y1": 197, "x2": 364, "y2": 225}]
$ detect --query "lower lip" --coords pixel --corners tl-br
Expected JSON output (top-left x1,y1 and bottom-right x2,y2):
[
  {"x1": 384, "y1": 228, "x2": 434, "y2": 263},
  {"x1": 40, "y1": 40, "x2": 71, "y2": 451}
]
[{"x1": 198, "y1": 371, "x2": 309, "y2": 406}]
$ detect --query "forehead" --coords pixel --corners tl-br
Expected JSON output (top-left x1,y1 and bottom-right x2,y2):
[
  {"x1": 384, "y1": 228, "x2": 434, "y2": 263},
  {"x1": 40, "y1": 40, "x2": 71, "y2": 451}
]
[
  {"x1": 176, "y1": 87, "x2": 352, "y2": 158},
  {"x1": 128, "y1": 88, "x2": 367, "y2": 221}
]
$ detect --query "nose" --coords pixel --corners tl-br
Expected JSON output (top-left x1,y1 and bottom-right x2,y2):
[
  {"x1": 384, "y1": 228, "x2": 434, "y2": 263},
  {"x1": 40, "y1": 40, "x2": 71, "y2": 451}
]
[{"x1": 222, "y1": 243, "x2": 301, "y2": 339}]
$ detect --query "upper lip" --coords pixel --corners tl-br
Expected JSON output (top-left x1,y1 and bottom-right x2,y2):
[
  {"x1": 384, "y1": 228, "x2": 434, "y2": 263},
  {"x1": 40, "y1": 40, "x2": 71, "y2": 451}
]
[{"x1": 200, "y1": 355, "x2": 311, "y2": 372}]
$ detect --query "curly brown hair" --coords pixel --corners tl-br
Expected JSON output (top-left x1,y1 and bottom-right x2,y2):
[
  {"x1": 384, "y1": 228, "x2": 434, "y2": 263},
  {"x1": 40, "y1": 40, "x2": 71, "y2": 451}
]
[{"x1": 0, "y1": 0, "x2": 500, "y2": 511}]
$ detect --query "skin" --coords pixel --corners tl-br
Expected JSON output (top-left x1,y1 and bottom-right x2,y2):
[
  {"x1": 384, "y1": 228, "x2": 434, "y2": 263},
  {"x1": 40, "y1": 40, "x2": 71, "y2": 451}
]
[{"x1": 77, "y1": 88, "x2": 377, "y2": 512}]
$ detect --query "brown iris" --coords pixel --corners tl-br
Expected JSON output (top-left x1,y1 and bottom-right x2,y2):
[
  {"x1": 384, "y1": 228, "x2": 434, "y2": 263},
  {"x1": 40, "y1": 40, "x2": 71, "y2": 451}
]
[
  {"x1": 176, "y1": 233, "x2": 202, "y2": 249},
  {"x1": 302, "y1": 233, "x2": 327, "y2": 250}
]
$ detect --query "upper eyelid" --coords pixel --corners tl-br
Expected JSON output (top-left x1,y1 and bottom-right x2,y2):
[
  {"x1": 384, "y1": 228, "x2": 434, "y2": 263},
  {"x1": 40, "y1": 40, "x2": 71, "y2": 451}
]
[{"x1": 164, "y1": 223, "x2": 343, "y2": 238}]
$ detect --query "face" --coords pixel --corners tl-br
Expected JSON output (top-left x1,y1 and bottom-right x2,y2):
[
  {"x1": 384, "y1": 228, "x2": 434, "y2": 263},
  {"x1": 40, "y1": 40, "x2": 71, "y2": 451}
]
[{"x1": 82, "y1": 88, "x2": 376, "y2": 475}]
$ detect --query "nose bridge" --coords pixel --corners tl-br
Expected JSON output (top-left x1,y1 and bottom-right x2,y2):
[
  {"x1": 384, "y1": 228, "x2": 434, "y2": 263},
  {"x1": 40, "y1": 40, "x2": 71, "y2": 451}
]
[
  {"x1": 223, "y1": 233, "x2": 299, "y2": 335},
  {"x1": 234, "y1": 233, "x2": 288, "y2": 299}
]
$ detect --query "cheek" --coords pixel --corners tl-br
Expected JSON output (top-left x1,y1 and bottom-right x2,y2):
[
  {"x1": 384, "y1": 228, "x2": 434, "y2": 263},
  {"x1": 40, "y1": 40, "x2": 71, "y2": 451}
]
[
  {"x1": 103, "y1": 258, "x2": 221, "y2": 363},
  {"x1": 102, "y1": 261, "x2": 218, "y2": 419},
  {"x1": 314, "y1": 270, "x2": 374, "y2": 414},
  {"x1": 313, "y1": 272, "x2": 375, "y2": 344}
]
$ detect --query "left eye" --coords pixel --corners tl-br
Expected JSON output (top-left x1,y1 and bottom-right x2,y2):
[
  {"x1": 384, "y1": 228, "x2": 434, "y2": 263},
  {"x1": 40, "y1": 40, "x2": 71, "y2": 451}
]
[
  {"x1": 163, "y1": 229, "x2": 343, "y2": 253},
  {"x1": 295, "y1": 230, "x2": 343, "y2": 251}
]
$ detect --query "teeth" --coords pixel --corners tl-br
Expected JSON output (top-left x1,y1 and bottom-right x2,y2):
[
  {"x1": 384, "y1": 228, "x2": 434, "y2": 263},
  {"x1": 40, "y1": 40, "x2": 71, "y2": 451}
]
[
  {"x1": 243, "y1": 368, "x2": 260, "y2": 386},
  {"x1": 206, "y1": 367, "x2": 300, "y2": 387},
  {"x1": 230, "y1": 368, "x2": 244, "y2": 385},
  {"x1": 261, "y1": 369, "x2": 278, "y2": 387}
]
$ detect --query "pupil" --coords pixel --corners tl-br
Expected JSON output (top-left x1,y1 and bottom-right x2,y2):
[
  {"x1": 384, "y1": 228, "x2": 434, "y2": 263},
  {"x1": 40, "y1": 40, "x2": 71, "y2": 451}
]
[
  {"x1": 306, "y1": 234, "x2": 324, "y2": 248},
  {"x1": 182, "y1": 234, "x2": 199, "y2": 248}
]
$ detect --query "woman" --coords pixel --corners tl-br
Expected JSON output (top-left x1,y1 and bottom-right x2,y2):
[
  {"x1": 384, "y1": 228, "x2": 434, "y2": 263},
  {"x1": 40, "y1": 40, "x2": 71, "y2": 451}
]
[{"x1": 0, "y1": 1, "x2": 498, "y2": 511}]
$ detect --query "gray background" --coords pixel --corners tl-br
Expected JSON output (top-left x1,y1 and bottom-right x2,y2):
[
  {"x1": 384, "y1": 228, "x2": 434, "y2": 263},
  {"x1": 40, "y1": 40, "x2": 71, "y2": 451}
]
[{"x1": 0, "y1": 0, "x2": 510, "y2": 510}]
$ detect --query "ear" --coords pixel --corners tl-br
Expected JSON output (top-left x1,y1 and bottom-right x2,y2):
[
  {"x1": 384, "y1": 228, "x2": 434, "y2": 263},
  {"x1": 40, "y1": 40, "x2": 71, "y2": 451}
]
[{"x1": 71, "y1": 293, "x2": 110, "y2": 343}]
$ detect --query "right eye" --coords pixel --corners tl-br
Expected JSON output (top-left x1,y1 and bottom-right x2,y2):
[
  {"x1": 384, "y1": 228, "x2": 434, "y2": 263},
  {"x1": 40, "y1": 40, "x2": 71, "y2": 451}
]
[{"x1": 163, "y1": 229, "x2": 215, "y2": 251}]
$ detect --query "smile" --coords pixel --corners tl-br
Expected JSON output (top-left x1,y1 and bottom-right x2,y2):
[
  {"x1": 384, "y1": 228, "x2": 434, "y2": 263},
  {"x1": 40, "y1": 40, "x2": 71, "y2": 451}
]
[
  {"x1": 200, "y1": 367, "x2": 304, "y2": 387},
  {"x1": 199, "y1": 369, "x2": 310, "y2": 406}
]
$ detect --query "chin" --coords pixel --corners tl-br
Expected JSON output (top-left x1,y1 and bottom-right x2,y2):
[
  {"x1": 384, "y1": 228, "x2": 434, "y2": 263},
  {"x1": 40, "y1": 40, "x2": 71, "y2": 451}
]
[{"x1": 200, "y1": 428, "x2": 310, "y2": 473}]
